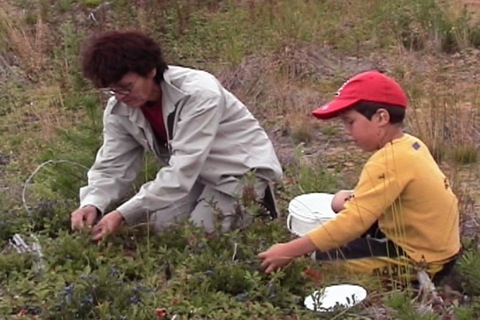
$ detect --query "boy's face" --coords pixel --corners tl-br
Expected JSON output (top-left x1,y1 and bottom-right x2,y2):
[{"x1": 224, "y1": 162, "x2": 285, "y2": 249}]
[{"x1": 339, "y1": 109, "x2": 383, "y2": 152}]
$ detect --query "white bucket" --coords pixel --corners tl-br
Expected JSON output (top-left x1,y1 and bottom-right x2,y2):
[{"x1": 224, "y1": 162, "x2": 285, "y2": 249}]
[{"x1": 287, "y1": 193, "x2": 337, "y2": 236}]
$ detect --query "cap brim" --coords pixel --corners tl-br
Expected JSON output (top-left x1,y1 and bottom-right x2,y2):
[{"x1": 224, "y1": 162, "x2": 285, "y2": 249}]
[{"x1": 312, "y1": 98, "x2": 360, "y2": 120}]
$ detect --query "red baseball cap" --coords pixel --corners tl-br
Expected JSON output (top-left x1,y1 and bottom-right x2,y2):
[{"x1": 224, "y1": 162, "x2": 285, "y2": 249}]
[{"x1": 312, "y1": 71, "x2": 408, "y2": 120}]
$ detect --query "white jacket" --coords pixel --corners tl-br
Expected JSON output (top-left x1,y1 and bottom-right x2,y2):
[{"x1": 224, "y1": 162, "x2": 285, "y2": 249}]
[{"x1": 79, "y1": 66, "x2": 283, "y2": 224}]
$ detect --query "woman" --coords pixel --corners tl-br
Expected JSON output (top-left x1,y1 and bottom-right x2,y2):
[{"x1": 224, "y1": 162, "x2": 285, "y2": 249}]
[{"x1": 70, "y1": 30, "x2": 283, "y2": 241}]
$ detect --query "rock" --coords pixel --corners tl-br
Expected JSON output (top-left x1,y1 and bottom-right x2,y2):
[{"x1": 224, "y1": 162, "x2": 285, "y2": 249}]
[{"x1": 0, "y1": 152, "x2": 11, "y2": 166}]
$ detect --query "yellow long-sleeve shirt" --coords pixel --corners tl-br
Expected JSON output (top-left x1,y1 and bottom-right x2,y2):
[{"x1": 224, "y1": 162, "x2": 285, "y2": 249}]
[{"x1": 308, "y1": 134, "x2": 461, "y2": 263}]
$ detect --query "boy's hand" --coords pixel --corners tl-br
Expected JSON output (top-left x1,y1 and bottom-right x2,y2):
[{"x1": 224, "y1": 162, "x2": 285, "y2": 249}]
[
  {"x1": 258, "y1": 236, "x2": 318, "y2": 273},
  {"x1": 71, "y1": 205, "x2": 98, "y2": 230},
  {"x1": 258, "y1": 243, "x2": 294, "y2": 273},
  {"x1": 91, "y1": 211, "x2": 124, "y2": 242}
]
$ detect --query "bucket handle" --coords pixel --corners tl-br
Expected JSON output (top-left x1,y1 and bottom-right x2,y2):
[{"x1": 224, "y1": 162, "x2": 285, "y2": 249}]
[
  {"x1": 287, "y1": 210, "x2": 325, "y2": 232},
  {"x1": 287, "y1": 212, "x2": 293, "y2": 232}
]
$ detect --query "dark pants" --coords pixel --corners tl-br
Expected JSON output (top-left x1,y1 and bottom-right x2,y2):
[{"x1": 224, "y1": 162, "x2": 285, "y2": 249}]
[{"x1": 313, "y1": 222, "x2": 458, "y2": 282}]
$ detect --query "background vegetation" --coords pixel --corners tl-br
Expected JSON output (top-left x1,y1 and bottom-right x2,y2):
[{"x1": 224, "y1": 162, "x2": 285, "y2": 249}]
[{"x1": 2, "y1": 0, "x2": 480, "y2": 318}]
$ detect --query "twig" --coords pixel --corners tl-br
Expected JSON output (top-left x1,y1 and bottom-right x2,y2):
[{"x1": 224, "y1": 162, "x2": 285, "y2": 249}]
[
  {"x1": 9, "y1": 234, "x2": 30, "y2": 253},
  {"x1": 232, "y1": 242, "x2": 239, "y2": 262},
  {"x1": 30, "y1": 234, "x2": 45, "y2": 272},
  {"x1": 9, "y1": 233, "x2": 45, "y2": 272},
  {"x1": 416, "y1": 270, "x2": 439, "y2": 302}
]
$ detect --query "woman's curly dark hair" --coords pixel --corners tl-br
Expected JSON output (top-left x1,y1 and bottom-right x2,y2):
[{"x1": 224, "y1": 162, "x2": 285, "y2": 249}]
[{"x1": 81, "y1": 30, "x2": 168, "y2": 88}]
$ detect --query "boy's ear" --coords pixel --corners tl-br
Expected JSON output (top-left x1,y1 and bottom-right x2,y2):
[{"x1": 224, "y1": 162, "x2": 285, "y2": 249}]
[{"x1": 376, "y1": 108, "x2": 389, "y2": 123}]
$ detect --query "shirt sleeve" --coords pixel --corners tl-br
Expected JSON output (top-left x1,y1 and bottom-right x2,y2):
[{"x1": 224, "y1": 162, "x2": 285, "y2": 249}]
[
  {"x1": 307, "y1": 153, "x2": 408, "y2": 252},
  {"x1": 79, "y1": 115, "x2": 144, "y2": 214},
  {"x1": 116, "y1": 90, "x2": 223, "y2": 224}
]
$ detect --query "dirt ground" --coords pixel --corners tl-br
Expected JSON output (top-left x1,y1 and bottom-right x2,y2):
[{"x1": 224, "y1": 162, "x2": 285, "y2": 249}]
[{"x1": 463, "y1": 0, "x2": 480, "y2": 6}]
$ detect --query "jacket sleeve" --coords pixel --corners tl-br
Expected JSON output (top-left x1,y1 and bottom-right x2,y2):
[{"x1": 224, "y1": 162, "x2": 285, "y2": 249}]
[
  {"x1": 307, "y1": 155, "x2": 408, "y2": 252},
  {"x1": 79, "y1": 116, "x2": 144, "y2": 214},
  {"x1": 116, "y1": 91, "x2": 223, "y2": 224}
]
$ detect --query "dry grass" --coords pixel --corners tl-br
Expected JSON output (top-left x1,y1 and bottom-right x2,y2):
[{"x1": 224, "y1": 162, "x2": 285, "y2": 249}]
[{"x1": 0, "y1": 5, "x2": 53, "y2": 75}]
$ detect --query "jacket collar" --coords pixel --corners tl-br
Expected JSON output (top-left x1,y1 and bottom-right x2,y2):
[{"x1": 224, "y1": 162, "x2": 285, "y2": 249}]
[{"x1": 161, "y1": 67, "x2": 188, "y2": 114}]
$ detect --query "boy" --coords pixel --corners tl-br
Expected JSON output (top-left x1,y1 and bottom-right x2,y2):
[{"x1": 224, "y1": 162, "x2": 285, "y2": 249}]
[{"x1": 258, "y1": 71, "x2": 461, "y2": 281}]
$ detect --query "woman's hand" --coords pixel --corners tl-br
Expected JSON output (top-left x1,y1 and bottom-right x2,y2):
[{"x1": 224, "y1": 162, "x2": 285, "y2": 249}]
[
  {"x1": 71, "y1": 205, "x2": 98, "y2": 230},
  {"x1": 91, "y1": 210, "x2": 125, "y2": 241}
]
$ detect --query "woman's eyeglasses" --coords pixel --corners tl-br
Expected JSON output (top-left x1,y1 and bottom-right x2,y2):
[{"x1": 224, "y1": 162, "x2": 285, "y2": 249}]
[
  {"x1": 99, "y1": 76, "x2": 139, "y2": 97},
  {"x1": 99, "y1": 86, "x2": 132, "y2": 97}
]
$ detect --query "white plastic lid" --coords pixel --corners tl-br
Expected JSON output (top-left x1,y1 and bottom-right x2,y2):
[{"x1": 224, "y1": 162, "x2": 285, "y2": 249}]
[{"x1": 304, "y1": 284, "x2": 367, "y2": 312}]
